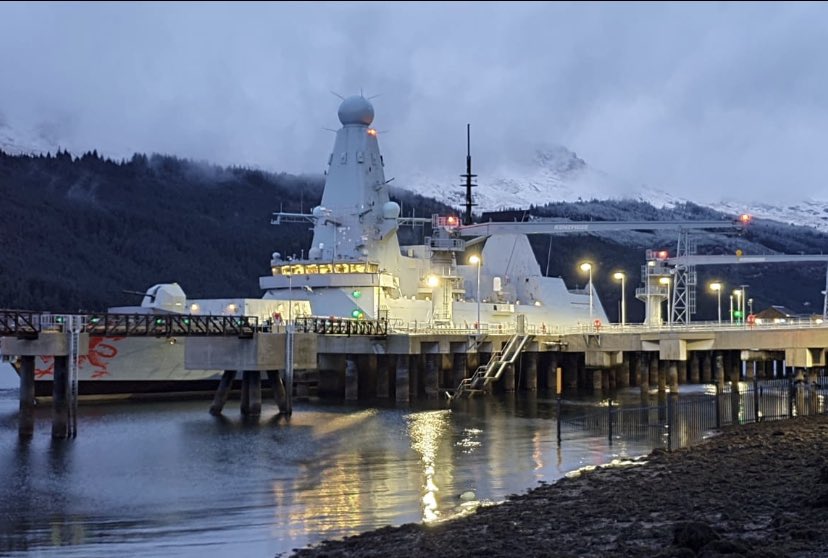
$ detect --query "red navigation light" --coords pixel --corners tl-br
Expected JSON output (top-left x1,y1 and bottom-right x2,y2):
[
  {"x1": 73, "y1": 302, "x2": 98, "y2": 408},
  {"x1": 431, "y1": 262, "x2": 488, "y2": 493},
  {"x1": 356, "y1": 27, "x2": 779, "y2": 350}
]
[
  {"x1": 657, "y1": 250, "x2": 669, "y2": 260},
  {"x1": 739, "y1": 213, "x2": 752, "y2": 224}
]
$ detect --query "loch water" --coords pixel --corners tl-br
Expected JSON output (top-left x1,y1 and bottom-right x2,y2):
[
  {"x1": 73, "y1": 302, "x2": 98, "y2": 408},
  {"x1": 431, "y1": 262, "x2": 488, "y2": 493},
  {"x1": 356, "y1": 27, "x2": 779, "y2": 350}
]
[{"x1": 0, "y1": 389, "x2": 657, "y2": 557}]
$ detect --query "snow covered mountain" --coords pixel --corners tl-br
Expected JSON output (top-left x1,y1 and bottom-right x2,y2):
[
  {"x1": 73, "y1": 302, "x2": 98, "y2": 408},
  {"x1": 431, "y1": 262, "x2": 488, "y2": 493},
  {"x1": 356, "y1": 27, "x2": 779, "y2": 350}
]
[
  {"x1": 397, "y1": 145, "x2": 828, "y2": 233},
  {"x1": 0, "y1": 120, "x2": 59, "y2": 156}
]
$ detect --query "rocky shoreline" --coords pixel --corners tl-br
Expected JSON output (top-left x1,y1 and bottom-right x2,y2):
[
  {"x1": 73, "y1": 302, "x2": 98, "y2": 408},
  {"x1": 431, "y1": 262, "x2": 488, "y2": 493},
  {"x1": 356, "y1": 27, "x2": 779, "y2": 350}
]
[{"x1": 291, "y1": 415, "x2": 828, "y2": 557}]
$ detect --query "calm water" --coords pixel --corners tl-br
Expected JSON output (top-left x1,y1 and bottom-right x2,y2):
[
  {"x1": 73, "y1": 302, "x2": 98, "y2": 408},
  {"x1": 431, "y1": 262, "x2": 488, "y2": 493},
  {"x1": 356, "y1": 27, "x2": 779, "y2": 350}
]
[{"x1": 0, "y1": 389, "x2": 654, "y2": 557}]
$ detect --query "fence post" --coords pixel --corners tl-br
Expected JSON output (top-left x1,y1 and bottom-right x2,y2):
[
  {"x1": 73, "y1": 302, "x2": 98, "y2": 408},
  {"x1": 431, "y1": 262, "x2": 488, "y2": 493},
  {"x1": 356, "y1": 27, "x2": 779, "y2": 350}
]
[
  {"x1": 788, "y1": 376, "x2": 793, "y2": 418},
  {"x1": 715, "y1": 383, "x2": 720, "y2": 429},
  {"x1": 608, "y1": 398, "x2": 613, "y2": 445},
  {"x1": 753, "y1": 375, "x2": 760, "y2": 423}
]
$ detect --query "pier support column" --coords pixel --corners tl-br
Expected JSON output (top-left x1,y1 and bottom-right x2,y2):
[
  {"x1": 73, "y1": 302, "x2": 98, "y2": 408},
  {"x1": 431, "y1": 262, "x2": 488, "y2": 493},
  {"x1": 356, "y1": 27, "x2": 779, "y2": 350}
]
[
  {"x1": 564, "y1": 355, "x2": 578, "y2": 393},
  {"x1": 240, "y1": 371, "x2": 261, "y2": 418},
  {"x1": 523, "y1": 352, "x2": 538, "y2": 391},
  {"x1": 267, "y1": 370, "x2": 290, "y2": 415},
  {"x1": 18, "y1": 356, "x2": 36, "y2": 439},
  {"x1": 592, "y1": 369, "x2": 602, "y2": 393},
  {"x1": 501, "y1": 362, "x2": 516, "y2": 393},
  {"x1": 677, "y1": 360, "x2": 688, "y2": 385},
  {"x1": 396, "y1": 355, "x2": 412, "y2": 403},
  {"x1": 668, "y1": 361, "x2": 679, "y2": 394},
  {"x1": 52, "y1": 356, "x2": 69, "y2": 439},
  {"x1": 649, "y1": 352, "x2": 659, "y2": 388},
  {"x1": 345, "y1": 356, "x2": 359, "y2": 401},
  {"x1": 658, "y1": 359, "x2": 667, "y2": 394},
  {"x1": 689, "y1": 353, "x2": 700, "y2": 384},
  {"x1": 714, "y1": 352, "x2": 725, "y2": 391},
  {"x1": 617, "y1": 354, "x2": 630, "y2": 388},
  {"x1": 423, "y1": 353, "x2": 440, "y2": 399},
  {"x1": 452, "y1": 352, "x2": 468, "y2": 390},
  {"x1": 376, "y1": 355, "x2": 391, "y2": 399},
  {"x1": 701, "y1": 352, "x2": 712, "y2": 384},
  {"x1": 210, "y1": 370, "x2": 236, "y2": 416}
]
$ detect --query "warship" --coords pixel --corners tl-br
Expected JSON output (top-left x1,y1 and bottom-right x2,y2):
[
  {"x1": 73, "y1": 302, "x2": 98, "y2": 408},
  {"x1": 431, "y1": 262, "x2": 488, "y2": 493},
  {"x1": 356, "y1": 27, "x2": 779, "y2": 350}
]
[{"x1": 7, "y1": 95, "x2": 606, "y2": 396}]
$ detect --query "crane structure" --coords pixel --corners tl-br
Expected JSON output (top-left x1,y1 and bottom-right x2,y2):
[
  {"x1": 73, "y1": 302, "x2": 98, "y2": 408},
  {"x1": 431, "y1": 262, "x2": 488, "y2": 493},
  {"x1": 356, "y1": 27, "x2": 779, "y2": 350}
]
[{"x1": 663, "y1": 253, "x2": 828, "y2": 321}]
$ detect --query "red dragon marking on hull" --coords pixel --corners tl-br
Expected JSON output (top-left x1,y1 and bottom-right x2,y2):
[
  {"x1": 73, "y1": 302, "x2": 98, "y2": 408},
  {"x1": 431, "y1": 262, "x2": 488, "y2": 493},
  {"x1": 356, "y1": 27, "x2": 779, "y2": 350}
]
[{"x1": 34, "y1": 337, "x2": 125, "y2": 379}]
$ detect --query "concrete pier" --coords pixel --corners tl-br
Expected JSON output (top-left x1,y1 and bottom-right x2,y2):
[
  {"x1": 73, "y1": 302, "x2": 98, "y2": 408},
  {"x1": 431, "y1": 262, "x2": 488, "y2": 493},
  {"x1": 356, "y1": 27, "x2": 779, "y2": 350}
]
[{"x1": 395, "y1": 354, "x2": 412, "y2": 403}]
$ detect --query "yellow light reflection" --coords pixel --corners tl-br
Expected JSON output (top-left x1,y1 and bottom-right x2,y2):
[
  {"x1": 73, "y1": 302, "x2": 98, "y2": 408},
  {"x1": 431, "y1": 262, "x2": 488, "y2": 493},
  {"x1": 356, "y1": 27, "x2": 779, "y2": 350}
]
[{"x1": 406, "y1": 410, "x2": 450, "y2": 523}]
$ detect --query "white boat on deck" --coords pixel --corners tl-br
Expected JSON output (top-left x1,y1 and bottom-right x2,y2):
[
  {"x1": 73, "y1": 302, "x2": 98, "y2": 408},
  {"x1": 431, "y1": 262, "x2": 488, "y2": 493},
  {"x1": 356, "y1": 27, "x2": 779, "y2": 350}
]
[{"x1": 4, "y1": 95, "x2": 606, "y2": 396}]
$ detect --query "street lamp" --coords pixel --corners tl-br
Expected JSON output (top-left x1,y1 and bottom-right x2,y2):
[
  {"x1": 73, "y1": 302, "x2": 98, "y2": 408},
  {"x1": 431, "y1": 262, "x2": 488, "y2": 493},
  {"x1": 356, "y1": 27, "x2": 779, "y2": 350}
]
[
  {"x1": 659, "y1": 276, "x2": 671, "y2": 327},
  {"x1": 733, "y1": 289, "x2": 742, "y2": 324},
  {"x1": 469, "y1": 255, "x2": 482, "y2": 333},
  {"x1": 729, "y1": 294, "x2": 734, "y2": 324},
  {"x1": 613, "y1": 271, "x2": 626, "y2": 326},
  {"x1": 709, "y1": 281, "x2": 723, "y2": 325},
  {"x1": 579, "y1": 262, "x2": 593, "y2": 320}
]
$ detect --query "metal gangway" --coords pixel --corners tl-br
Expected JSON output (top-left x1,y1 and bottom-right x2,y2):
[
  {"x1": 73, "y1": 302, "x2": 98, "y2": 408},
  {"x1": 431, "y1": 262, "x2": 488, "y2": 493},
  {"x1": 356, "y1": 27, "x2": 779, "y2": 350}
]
[{"x1": 448, "y1": 333, "x2": 533, "y2": 400}]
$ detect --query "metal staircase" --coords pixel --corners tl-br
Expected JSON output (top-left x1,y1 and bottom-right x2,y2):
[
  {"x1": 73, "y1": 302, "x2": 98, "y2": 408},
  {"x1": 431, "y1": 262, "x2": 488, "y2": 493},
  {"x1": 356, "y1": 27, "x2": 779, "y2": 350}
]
[{"x1": 448, "y1": 334, "x2": 533, "y2": 400}]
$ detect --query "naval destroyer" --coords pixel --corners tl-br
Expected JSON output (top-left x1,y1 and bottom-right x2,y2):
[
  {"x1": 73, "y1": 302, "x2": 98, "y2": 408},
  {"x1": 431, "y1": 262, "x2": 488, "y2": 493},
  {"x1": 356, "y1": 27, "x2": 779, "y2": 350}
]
[{"x1": 10, "y1": 95, "x2": 606, "y2": 395}]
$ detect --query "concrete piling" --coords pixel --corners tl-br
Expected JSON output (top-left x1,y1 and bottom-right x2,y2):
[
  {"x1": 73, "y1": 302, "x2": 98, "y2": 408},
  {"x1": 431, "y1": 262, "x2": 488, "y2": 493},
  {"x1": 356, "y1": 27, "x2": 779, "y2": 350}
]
[
  {"x1": 396, "y1": 354, "x2": 412, "y2": 403},
  {"x1": 668, "y1": 361, "x2": 679, "y2": 393},
  {"x1": 51, "y1": 356, "x2": 69, "y2": 438},
  {"x1": 210, "y1": 370, "x2": 236, "y2": 416},
  {"x1": 345, "y1": 356, "x2": 359, "y2": 401},
  {"x1": 701, "y1": 352, "x2": 712, "y2": 383},
  {"x1": 523, "y1": 352, "x2": 538, "y2": 391},
  {"x1": 240, "y1": 370, "x2": 261, "y2": 417},
  {"x1": 267, "y1": 370, "x2": 290, "y2": 415},
  {"x1": 423, "y1": 353, "x2": 440, "y2": 398},
  {"x1": 18, "y1": 356, "x2": 36, "y2": 439}
]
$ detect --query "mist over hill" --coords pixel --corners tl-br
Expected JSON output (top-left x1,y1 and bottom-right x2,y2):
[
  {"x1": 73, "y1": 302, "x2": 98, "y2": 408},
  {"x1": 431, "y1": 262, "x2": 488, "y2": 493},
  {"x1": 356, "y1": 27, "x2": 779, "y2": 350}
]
[{"x1": 1, "y1": 150, "x2": 826, "y2": 323}]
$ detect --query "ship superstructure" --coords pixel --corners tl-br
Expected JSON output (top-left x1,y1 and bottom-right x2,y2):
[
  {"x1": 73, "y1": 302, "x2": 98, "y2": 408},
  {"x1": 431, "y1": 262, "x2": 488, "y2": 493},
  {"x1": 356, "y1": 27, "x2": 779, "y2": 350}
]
[{"x1": 261, "y1": 95, "x2": 607, "y2": 332}]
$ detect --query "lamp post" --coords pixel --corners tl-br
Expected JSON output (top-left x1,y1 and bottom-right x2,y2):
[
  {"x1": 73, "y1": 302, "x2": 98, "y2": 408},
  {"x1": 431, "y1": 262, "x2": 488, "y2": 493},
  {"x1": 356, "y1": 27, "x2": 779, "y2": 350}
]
[
  {"x1": 659, "y1": 276, "x2": 671, "y2": 327},
  {"x1": 613, "y1": 271, "x2": 626, "y2": 326},
  {"x1": 579, "y1": 262, "x2": 593, "y2": 320},
  {"x1": 469, "y1": 255, "x2": 482, "y2": 333},
  {"x1": 288, "y1": 272, "x2": 293, "y2": 331},
  {"x1": 709, "y1": 281, "x2": 722, "y2": 325},
  {"x1": 729, "y1": 294, "x2": 734, "y2": 324},
  {"x1": 733, "y1": 289, "x2": 742, "y2": 324}
]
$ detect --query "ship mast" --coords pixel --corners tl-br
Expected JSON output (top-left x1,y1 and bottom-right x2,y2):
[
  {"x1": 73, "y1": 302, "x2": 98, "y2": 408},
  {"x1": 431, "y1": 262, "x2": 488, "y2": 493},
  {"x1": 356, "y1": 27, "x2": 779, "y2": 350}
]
[{"x1": 461, "y1": 124, "x2": 477, "y2": 226}]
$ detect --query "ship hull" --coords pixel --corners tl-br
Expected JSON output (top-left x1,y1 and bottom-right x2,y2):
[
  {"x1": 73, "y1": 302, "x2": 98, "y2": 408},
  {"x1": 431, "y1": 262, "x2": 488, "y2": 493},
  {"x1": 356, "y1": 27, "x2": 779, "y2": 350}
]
[{"x1": 23, "y1": 336, "x2": 223, "y2": 398}]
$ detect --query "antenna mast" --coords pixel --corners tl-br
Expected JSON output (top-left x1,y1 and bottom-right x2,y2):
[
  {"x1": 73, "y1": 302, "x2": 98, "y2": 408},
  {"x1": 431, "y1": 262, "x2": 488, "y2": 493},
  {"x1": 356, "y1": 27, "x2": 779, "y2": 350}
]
[{"x1": 461, "y1": 124, "x2": 477, "y2": 225}]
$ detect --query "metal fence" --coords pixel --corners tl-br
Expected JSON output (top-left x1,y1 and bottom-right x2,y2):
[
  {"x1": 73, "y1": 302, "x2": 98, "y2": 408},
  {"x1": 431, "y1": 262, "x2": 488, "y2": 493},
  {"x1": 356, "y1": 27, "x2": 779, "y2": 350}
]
[{"x1": 557, "y1": 375, "x2": 828, "y2": 452}]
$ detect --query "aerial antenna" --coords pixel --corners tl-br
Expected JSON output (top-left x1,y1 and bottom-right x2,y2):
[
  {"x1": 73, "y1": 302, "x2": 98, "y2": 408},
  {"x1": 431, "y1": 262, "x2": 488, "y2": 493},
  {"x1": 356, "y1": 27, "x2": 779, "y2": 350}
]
[
  {"x1": 460, "y1": 123, "x2": 477, "y2": 226},
  {"x1": 322, "y1": 127, "x2": 338, "y2": 133},
  {"x1": 330, "y1": 90, "x2": 345, "y2": 100},
  {"x1": 367, "y1": 94, "x2": 381, "y2": 100}
]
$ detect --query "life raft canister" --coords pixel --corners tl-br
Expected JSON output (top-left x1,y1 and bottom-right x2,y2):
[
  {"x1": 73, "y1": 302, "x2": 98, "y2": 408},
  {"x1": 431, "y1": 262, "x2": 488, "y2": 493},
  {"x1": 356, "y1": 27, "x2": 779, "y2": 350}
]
[{"x1": 593, "y1": 319, "x2": 602, "y2": 330}]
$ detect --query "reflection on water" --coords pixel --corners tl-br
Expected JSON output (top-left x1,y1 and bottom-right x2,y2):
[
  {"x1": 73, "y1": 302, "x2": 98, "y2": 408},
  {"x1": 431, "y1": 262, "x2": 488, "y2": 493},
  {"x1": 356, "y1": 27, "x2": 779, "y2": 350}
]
[{"x1": 0, "y1": 389, "x2": 655, "y2": 557}]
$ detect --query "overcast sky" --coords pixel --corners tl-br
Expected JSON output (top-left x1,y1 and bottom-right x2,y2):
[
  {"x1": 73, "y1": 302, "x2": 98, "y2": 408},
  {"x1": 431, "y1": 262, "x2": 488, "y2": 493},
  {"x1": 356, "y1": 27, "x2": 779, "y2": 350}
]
[{"x1": 1, "y1": 1, "x2": 826, "y2": 204}]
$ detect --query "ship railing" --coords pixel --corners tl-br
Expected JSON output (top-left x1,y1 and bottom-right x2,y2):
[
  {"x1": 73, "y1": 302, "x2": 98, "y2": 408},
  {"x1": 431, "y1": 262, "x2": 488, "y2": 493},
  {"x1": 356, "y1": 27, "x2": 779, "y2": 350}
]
[
  {"x1": 296, "y1": 316, "x2": 388, "y2": 336},
  {"x1": 82, "y1": 313, "x2": 258, "y2": 337}
]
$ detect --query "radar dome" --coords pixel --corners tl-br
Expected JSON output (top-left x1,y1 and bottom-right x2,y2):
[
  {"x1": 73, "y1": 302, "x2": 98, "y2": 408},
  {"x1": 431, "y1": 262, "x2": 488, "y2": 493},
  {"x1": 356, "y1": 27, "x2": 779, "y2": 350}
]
[
  {"x1": 382, "y1": 201, "x2": 401, "y2": 219},
  {"x1": 338, "y1": 96, "x2": 374, "y2": 126}
]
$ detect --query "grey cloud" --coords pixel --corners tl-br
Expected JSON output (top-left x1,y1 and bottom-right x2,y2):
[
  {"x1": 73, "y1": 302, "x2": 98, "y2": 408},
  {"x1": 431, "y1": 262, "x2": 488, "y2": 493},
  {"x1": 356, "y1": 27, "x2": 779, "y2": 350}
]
[{"x1": 1, "y1": 1, "x2": 826, "y2": 204}]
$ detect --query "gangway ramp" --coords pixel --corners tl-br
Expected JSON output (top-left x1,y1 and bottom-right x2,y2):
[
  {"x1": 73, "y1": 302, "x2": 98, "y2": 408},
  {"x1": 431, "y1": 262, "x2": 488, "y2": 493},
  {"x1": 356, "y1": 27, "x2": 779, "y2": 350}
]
[{"x1": 448, "y1": 334, "x2": 533, "y2": 400}]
